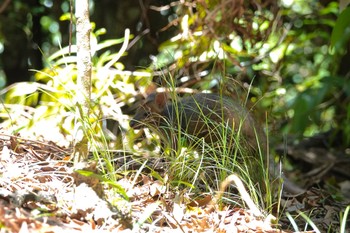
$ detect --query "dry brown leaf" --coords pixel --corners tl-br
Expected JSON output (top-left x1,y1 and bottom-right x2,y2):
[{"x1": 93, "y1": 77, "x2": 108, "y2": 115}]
[{"x1": 188, "y1": 195, "x2": 212, "y2": 207}]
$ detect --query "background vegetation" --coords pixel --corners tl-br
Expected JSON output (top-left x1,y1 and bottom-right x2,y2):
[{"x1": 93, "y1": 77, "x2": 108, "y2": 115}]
[
  {"x1": 1, "y1": 0, "x2": 349, "y2": 149},
  {"x1": 0, "y1": 0, "x2": 349, "y2": 231}
]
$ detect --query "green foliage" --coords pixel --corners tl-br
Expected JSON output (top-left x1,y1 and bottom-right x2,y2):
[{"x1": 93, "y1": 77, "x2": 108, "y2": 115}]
[
  {"x1": 331, "y1": 6, "x2": 350, "y2": 50},
  {"x1": 152, "y1": 0, "x2": 350, "y2": 146},
  {"x1": 0, "y1": 27, "x2": 151, "y2": 148},
  {"x1": 276, "y1": 2, "x2": 350, "y2": 143},
  {"x1": 2, "y1": 0, "x2": 348, "y2": 147},
  {"x1": 0, "y1": 2, "x2": 348, "y2": 226},
  {"x1": 76, "y1": 169, "x2": 129, "y2": 200}
]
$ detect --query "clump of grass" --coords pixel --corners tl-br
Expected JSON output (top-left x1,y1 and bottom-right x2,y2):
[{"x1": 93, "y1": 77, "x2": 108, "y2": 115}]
[{"x1": 130, "y1": 85, "x2": 276, "y2": 213}]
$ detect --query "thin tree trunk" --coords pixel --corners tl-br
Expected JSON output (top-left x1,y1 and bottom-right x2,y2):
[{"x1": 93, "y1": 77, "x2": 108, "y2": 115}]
[{"x1": 74, "y1": 0, "x2": 91, "y2": 163}]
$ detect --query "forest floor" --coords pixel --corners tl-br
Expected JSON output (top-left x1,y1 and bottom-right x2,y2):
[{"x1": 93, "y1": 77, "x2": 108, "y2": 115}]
[{"x1": 0, "y1": 130, "x2": 349, "y2": 233}]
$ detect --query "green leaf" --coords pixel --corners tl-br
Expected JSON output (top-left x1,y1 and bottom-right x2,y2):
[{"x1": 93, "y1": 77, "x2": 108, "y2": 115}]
[
  {"x1": 59, "y1": 13, "x2": 72, "y2": 21},
  {"x1": 104, "y1": 180, "x2": 129, "y2": 201},
  {"x1": 330, "y1": 6, "x2": 350, "y2": 49},
  {"x1": 75, "y1": 170, "x2": 129, "y2": 201},
  {"x1": 9, "y1": 82, "x2": 39, "y2": 96},
  {"x1": 95, "y1": 38, "x2": 126, "y2": 51},
  {"x1": 48, "y1": 47, "x2": 77, "y2": 62}
]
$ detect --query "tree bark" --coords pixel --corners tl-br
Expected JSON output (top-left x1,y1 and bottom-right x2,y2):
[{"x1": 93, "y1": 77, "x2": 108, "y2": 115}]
[{"x1": 74, "y1": 0, "x2": 91, "y2": 163}]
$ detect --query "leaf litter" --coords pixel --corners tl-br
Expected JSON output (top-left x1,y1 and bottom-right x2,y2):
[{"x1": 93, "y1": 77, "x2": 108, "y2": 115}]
[{"x1": 0, "y1": 131, "x2": 348, "y2": 232}]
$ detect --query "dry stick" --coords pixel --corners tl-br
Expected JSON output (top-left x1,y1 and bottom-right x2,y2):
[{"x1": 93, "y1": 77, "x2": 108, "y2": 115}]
[
  {"x1": 0, "y1": 133, "x2": 68, "y2": 153},
  {"x1": 0, "y1": 0, "x2": 10, "y2": 13},
  {"x1": 208, "y1": 173, "x2": 264, "y2": 217},
  {"x1": 69, "y1": 0, "x2": 73, "y2": 54}
]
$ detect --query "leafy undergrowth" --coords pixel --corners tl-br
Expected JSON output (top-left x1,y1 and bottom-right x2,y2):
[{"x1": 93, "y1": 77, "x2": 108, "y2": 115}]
[{"x1": 0, "y1": 130, "x2": 348, "y2": 232}]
